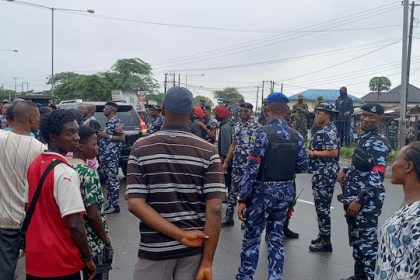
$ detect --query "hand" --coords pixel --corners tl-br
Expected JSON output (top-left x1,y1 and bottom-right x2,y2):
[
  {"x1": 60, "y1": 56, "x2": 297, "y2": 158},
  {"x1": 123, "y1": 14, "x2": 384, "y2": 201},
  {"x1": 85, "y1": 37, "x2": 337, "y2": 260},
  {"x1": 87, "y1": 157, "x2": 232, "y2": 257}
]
[
  {"x1": 222, "y1": 162, "x2": 228, "y2": 173},
  {"x1": 237, "y1": 202, "x2": 247, "y2": 222},
  {"x1": 337, "y1": 169, "x2": 346, "y2": 185},
  {"x1": 197, "y1": 121, "x2": 206, "y2": 129},
  {"x1": 195, "y1": 264, "x2": 212, "y2": 280},
  {"x1": 97, "y1": 130, "x2": 108, "y2": 139},
  {"x1": 306, "y1": 149, "x2": 313, "y2": 158},
  {"x1": 84, "y1": 260, "x2": 96, "y2": 280},
  {"x1": 346, "y1": 201, "x2": 362, "y2": 217},
  {"x1": 179, "y1": 230, "x2": 209, "y2": 247}
]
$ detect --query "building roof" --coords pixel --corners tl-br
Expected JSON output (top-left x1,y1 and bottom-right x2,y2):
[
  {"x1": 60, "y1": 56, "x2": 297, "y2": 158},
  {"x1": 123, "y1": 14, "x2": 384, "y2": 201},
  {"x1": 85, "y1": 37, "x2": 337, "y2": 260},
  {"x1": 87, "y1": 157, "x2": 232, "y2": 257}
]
[
  {"x1": 361, "y1": 84, "x2": 420, "y2": 103},
  {"x1": 288, "y1": 89, "x2": 364, "y2": 102}
]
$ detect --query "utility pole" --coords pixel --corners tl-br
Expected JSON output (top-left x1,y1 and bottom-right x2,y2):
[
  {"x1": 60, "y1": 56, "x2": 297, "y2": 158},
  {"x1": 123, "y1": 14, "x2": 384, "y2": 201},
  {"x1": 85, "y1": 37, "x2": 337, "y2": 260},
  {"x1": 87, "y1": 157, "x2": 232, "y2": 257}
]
[
  {"x1": 173, "y1": 73, "x2": 176, "y2": 87},
  {"x1": 12, "y1": 77, "x2": 19, "y2": 96},
  {"x1": 270, "y1": 81, "x2": 275, "y2": 93},
  {"x1": 407, "y1": 2, "x2": 418, "y2": 95},
  {"x1": 178, "y1": 74, "x2": 181, "y2": 86},
  {"x1": 164, "y1": 73, "x2": 168, "y2": 94},
  {"x1": 255, "y1": 86, "x2": 260, "y2": 113},
  {"x1": 399, "y1": 0, "x2": 410, "y2": 149},
  {"x1": 261, "y1": 81, "x2": 265, "y2": 105},
  {"x1": 281, "y1": 83, "x2": 284, "y2": 93}
]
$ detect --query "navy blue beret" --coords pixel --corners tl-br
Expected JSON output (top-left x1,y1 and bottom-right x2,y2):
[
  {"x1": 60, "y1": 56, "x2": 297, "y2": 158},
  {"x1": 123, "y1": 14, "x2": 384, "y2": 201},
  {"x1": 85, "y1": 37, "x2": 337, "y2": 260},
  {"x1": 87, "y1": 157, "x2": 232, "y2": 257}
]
[{"x1": 266, "y1": 92, "x2": 289, "y2": 103}]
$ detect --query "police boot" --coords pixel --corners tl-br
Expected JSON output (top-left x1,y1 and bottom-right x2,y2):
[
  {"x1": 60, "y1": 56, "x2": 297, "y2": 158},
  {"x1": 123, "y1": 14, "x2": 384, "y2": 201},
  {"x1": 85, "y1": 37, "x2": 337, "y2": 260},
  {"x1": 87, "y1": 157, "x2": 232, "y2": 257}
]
[
  {"x1": 221, "y1": 208, "x2": 234, "y2": 227},
  {"x1": 310, "y1": 235, "x2": 322, "y2": 244},
  {"x1": 308, "y1": 236, "x2": 332, "y2": 252},
  {"x1": 284, "y1": 217, "x2": 299, "y2": 239}
]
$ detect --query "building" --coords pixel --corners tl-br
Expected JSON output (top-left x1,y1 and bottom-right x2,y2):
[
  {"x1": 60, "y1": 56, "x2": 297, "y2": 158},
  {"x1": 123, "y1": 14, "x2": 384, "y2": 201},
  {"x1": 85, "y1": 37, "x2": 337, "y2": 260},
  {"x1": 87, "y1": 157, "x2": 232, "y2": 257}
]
[
  {"x1": 362, "y1": 84, "x2": 420, "y2": 108},
  {"x1": 288, "y1": 89, "x2": 364, "y2": 111}
]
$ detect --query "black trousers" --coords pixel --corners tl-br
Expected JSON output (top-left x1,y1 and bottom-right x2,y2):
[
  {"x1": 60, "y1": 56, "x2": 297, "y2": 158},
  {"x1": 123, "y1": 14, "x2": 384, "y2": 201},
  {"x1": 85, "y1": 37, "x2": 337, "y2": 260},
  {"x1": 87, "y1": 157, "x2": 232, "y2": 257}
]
[{"x1": 27, "y1": 271, "x2": 86, "y2": 280}]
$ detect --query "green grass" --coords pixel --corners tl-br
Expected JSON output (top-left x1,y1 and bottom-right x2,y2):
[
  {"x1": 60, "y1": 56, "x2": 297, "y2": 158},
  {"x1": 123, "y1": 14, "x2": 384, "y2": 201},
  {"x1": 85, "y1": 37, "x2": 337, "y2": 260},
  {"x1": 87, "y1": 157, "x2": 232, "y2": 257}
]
[{"x1": 340, "y1": 147, "x2": 354, "y2": 159}]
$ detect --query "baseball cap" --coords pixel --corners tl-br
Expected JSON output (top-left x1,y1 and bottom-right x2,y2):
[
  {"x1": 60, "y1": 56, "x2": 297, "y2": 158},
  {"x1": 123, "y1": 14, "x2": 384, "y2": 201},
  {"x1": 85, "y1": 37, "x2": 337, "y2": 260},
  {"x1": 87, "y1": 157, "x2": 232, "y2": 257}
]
[{"x1": 163, "y1": 86, "x2": 193, "y2": 114}]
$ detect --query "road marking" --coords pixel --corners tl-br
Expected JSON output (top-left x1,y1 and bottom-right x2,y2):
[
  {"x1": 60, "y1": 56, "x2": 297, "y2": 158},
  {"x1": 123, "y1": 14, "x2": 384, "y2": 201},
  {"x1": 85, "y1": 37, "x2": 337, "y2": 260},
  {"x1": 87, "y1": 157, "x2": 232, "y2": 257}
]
[{"x1": 297, "y1": 199, "x2": 335, "y2": 210}]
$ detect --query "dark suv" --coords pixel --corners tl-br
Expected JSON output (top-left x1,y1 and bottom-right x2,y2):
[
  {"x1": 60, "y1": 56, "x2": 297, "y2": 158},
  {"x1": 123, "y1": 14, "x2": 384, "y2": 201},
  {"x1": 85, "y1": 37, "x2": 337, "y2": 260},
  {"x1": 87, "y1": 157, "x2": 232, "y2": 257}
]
[{"x1": 57, "y1": 100, "x2": 142, "y2": 175}]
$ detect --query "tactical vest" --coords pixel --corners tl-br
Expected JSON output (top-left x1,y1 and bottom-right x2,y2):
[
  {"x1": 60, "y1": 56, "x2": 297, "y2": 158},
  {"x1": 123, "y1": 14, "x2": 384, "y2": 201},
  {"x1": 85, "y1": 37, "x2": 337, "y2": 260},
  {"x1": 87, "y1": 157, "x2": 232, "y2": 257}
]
[{"x1": 258, "y1": 125, "x2": 299, "y2": 182}]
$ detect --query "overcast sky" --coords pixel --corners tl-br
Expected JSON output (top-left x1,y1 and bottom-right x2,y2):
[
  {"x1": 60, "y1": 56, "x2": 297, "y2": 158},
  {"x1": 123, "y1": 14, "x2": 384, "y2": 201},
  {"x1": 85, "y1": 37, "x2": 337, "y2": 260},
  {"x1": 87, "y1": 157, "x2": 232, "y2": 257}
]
[{"x1": 0, "y1": 0, "x2": 415, "y2": 106}]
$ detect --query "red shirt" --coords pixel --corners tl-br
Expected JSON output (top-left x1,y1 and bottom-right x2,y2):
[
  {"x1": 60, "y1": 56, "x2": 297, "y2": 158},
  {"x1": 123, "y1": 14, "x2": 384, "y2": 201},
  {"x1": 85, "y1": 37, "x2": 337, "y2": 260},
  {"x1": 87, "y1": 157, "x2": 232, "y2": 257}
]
[{"x1": 26, "y1": 153, "x2": 85, "y2": 277}]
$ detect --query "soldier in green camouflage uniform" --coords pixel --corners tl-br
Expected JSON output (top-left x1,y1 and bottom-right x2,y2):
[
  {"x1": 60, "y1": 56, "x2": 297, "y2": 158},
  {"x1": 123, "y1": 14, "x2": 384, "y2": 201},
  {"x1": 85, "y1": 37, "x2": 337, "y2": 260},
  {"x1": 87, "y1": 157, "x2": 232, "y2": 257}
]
[
  {"x1": 311, "y1": 96, "x2": 326, "y2": 135},
  {"x1": 292, "y1": 95, "x2": 309, "y2": 141}
]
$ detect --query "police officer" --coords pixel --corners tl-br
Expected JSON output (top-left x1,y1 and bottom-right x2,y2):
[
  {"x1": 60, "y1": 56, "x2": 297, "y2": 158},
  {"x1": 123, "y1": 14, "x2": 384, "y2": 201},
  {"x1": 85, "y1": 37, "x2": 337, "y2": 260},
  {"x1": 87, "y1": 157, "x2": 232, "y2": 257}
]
[
  {"x1": 307, "y1": 103, "x2": 340, "y2": 252},
  {"x1": 310, "y1": 96, "x2": 326, "y2": 135},
  {"x1": 221, "y1": 102, "x2": 260, "y2": 227},
  {"x1": 292, "y1": 95, "x2": 309, "y2": 142},
  {"x1": 98, "y1": 101, "x2": 125, "y2": 214},
  {"x1": 236, "y1": 92, "x2": 309, "y2": 280},
  {"x1": 338, "y1": 103, "x2": 391, "y2": 280},
  {"x1": 146, "y1": 104, "x2": 163, "y2": 134}
]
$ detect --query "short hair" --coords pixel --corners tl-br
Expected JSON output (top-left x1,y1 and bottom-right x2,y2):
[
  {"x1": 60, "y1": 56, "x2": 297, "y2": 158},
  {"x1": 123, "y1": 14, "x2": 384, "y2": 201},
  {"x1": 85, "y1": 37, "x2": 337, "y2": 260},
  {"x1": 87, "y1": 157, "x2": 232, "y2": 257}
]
[
  {"x1": 40, "y1": 109, "x2": 76, "y2": 143},
  {"x1": 78, "y1": 126, "x2": 96, "y2": 144},
  {"x1": 267, "y1": 102, "x2": 290, "y2": 114},
  {"x1": 404, "y1": 141, "x2": 420, "y2": 179}
]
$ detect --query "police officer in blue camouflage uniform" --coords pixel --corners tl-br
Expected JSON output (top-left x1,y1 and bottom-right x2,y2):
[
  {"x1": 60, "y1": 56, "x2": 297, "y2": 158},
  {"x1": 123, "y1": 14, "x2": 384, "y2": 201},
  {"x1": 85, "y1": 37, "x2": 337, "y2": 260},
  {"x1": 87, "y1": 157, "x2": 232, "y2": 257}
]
[
  {"x1": 146, "y1": 104, "x2": 163, "y2": 134},
  {"x1": 236, "y1": 92, "x2": 309, "y2": 280},
  {"x1": 221, "y1": 102, "x2": 261, "y2": 227},
  {"x1": 98, "y1": 101, "x2": 126, "y2": 214},
  {"x1": 307, "y1": 103, "x2": 340, "y2": 252},
  {"x1": 338, "y1": 103, "x2": 391, "y2": 280}
]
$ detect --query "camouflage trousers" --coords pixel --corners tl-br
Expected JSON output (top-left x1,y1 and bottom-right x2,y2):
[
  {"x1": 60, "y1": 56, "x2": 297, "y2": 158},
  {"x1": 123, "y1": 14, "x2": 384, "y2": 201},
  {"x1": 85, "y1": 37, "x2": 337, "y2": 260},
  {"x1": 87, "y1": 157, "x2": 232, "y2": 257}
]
[
  {"x1": 99, "y1": 157, "x2": 120, "y2": 208},
  {"x1": 226, "y1": 168, "x2": 244, "y2": 211},
  {"x1": 236, "y1": 183, "x2": 294, "y2": 280},
  {"x1": 345, "y1": 204, "x2": 382, "y2": 279},
  {"x1": 311, "y1": 173, "x2": 337, "y2": 240}
]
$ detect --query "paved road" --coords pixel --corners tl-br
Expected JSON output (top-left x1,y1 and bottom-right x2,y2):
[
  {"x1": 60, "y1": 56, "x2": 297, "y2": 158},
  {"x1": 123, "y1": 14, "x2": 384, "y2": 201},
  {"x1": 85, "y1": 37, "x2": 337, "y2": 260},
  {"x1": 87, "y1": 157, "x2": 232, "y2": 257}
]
[
  {"x1": 16, "y1": 172, "x2": 402, "y2": 279},
  {"x1": 106, "y1": 173, "x2": 402, "y2": 280}
]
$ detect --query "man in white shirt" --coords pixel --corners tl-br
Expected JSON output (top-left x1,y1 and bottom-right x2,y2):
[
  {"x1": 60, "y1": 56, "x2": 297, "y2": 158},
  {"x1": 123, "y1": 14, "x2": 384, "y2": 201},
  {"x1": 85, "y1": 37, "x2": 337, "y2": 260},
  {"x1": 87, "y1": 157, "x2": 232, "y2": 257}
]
[{"x1": 0, "y1": 101, "x2": 45, "y2": 280}]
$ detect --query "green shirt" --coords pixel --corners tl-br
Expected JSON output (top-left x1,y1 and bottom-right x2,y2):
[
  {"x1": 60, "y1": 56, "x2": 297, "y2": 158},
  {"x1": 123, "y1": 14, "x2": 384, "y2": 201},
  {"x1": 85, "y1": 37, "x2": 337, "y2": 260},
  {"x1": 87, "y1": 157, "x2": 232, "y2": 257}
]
[{"x1": 73, "y1": 162, "x2": 109, "y2": 256}]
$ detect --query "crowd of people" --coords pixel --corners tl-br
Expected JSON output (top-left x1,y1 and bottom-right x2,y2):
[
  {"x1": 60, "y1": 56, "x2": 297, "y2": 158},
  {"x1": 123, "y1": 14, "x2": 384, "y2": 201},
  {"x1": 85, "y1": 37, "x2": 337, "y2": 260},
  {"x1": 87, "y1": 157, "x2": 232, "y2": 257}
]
[{"x1": 0, "y1": 86, "x2": 419, "y2": 280}]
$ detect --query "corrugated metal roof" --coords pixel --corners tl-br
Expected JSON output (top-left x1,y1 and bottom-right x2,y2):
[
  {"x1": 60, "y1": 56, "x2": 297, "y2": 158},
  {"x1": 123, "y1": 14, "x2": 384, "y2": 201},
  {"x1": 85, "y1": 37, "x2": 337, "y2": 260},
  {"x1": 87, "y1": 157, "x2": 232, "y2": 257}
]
[
  {"x1": 288, "y1": 89, "x2": 364, "y2": 102},
  {"x1": 361, "y1": 84, "x2": 420, "y2": 103}
]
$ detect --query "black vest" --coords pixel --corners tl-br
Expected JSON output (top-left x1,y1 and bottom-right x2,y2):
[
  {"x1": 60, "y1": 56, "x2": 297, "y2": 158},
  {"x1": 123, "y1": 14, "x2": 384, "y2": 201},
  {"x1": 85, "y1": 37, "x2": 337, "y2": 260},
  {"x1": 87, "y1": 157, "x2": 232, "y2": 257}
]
[{"x1": 258, "y1": 125, "x2": 299, "y2": 182}]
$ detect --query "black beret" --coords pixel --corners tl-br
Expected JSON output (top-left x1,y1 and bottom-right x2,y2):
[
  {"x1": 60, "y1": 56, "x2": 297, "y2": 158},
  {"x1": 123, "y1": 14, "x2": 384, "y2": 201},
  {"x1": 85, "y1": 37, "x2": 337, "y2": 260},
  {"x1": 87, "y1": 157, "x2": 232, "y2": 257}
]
[
  {"x1": 239, "y1": 102, "x2": 253, "y2": 110},
  {"x1": 361, "y1": 103, "x2": 384, "y2": 115},
  {"x1": 105, "y1": 101, "x2": 119, "y2": 110}
]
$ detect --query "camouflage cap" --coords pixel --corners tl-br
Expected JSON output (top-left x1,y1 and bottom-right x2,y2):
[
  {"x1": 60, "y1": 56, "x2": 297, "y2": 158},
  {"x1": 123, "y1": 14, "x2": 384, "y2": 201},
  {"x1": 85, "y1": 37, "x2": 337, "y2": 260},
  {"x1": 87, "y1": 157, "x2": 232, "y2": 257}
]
[
  {"x1": 298, "y1": 95, "x2": 304, "y2": 100},
  {"x1": 315, "y1": 102, "x2": 339, "y2": 114},
  {"x1": 361, "y1": 103, "x2": 384, "y2": 115}
]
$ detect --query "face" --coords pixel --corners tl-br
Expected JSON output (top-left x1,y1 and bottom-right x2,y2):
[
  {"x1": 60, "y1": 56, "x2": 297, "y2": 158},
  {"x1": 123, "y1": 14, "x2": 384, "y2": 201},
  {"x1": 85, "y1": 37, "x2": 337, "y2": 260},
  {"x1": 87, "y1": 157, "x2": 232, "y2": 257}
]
[
  {"x1": 103, "y1": 105, "x2": 115, "y2": 117},
  {"x1": 149, "y1": 108, "x2": 158, "y2": 117},
  {"x1": 80, "y1": 105, "x2": 89, "y2": 117},
  {"x1": 339, "y1": 87, "x2": 346, "y2": 96},
  {"x1": 51, "y1": 120, "x2": 80, "y2": 154},
  {"x1": 391, "y1": 147, "x2": 410, "y2": 185},
  {"x1": 2, "y1": 103, "x2": 10, "y2": 116},
  {"x1": 314, "y1": 110, "x2": 329, "y2": 125},
  {"x1": 79, "y1": 133, "x2": 98, "y2": 160},
  {"x1": 240, "y1": 108, "x2": 252, "y2": 121},
  {"x1": 360, "y1": 111, "x2": 379, "y2": 131}
]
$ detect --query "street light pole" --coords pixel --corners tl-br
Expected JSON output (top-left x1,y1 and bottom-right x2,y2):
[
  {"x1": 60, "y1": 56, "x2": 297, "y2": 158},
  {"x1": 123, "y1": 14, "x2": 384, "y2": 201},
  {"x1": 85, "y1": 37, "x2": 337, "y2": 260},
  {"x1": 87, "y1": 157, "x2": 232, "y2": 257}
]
[{"x1": 6, "y1": 0, "x2": 94, "y2": 96}]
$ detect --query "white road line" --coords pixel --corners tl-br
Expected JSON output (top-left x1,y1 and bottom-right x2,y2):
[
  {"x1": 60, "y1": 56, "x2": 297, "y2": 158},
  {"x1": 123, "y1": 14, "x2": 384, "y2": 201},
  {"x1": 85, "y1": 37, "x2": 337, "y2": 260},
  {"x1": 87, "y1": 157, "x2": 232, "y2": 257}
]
[{"x1": 297, "y1": 199, "x2": 335, "y2": 210}]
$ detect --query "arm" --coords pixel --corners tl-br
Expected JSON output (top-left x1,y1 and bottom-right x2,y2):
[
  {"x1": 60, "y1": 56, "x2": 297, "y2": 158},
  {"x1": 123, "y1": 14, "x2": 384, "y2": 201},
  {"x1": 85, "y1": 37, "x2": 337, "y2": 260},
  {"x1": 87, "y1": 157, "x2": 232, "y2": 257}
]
[
  {"x1": 308, "y1": 149, "x2": 339, "y2": 158},
  {"x1": 85, "y1": 205, "x2": 109, "y2": 244},
  {"x1": 65, "y1": 213, "x2": 96, "y2": 279},
  {"x1": 195, "y1": 199, "x2": 222, "y2": 280},
  {"x1": 295, "y1": 134, "x2": 309, "y2": 173},
  {"x1": 127, "y1": 197, "x2": 208, "y2": 247},
  {"x1": 219, "y1": 125, "x2": 233, "y2": 159}
]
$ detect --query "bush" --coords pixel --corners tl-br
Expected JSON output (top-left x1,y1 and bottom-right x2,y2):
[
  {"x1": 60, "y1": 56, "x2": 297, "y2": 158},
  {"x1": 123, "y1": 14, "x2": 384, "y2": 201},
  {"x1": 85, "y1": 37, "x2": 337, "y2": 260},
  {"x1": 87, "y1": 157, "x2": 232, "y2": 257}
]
[{"x1": 340, "y1": 147, "x2": 354, "y2": 159}]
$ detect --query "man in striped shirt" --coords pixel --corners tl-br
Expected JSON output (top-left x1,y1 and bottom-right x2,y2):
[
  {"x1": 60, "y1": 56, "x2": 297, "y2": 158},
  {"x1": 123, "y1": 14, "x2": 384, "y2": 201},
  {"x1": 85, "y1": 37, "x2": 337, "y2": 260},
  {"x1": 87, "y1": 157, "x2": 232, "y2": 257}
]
[{"x1": 127, "y1": 86, "x2": 226, "y2": 280}]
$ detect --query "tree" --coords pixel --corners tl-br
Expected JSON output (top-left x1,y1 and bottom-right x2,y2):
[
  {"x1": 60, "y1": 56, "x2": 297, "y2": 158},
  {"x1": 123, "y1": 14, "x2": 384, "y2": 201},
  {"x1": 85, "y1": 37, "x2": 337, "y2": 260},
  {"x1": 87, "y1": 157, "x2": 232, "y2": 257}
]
[
  {"x1": 193, "y1": 95, "x2": 214, "y2": 108},
  {"x1": 369, "y1": 76, "x2": 391, "y2": 93},
  {"x1": 48, "y1": 58, "x2": 160, "y2": 102},
  {"x1": 146, "y1": 93, "x2": 165, "y2": 105},
  {"x1": 213, "y1": 87, "x2": 244, "y2": 104}
]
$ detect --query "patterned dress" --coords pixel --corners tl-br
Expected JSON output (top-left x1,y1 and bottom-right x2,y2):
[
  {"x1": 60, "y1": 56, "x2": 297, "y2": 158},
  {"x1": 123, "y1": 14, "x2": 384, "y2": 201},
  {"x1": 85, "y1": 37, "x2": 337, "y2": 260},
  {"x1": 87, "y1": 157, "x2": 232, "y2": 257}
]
[
  {"x1": 73, "y1": 162, "x2": 109, "y2": 256},
  {"x1": 375, "y1": 201, "x2": 420, "y2": 280}
]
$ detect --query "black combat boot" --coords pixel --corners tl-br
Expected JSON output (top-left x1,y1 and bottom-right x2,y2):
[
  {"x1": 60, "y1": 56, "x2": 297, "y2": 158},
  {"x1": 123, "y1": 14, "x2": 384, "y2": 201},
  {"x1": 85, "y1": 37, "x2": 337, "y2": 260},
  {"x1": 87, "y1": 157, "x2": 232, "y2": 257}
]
[
  {"x1": 310, "y1": 235, "x2": 322, "y2": 244},
  {"x1": 284, "y1": 216, "x2": 299, "y2": 238},
  {"x1": 221, "y1": 208, "x2": 234, "y2": 227},
  {"x1": 308, "y1": 236, "x2": 332, "y2": 252}
]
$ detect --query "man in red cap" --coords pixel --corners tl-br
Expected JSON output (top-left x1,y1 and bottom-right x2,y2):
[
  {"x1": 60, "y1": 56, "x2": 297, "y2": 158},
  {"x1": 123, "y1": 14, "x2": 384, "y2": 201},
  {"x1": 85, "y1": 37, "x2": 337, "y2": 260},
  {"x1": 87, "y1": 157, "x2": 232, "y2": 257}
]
[
  {"x1": 190, "y1": 106, "x2": 209, "y2": 140},
  {"x1": 214, "y1": 105, "x2": 234, "y2": 196}
]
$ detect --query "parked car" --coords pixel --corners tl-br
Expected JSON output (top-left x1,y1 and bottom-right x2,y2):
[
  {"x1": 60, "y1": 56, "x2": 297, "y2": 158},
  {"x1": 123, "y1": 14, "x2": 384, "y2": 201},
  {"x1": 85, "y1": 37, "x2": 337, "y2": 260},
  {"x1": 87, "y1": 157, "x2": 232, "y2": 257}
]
[{"x1": 57, "y1": 100, "x2": 143, "y2": 175}]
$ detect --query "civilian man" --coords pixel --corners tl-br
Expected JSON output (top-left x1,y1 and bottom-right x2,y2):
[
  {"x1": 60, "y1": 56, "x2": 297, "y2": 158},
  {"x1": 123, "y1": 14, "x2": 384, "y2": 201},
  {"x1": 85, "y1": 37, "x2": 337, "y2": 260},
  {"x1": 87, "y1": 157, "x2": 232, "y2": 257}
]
[
  {"x1": 26, "y1": 109, "x2": 95, "y2": 279},
  {"x1": 127, "y1": 86, "x2": 225, "y2": 280},
  {"x1": 0, "y1": 101, "x2": 45, "y2": 280}
]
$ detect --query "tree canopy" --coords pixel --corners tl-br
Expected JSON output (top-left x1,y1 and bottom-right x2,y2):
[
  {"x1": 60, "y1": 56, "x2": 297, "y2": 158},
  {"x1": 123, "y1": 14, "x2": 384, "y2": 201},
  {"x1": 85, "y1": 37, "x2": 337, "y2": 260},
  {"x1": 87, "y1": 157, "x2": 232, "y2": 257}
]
[
  {"x1": 369, "y1": 76, "x2": 391, "y2": 93},
  {"x1": 48, "y1": 58, "x2": 159, "y2": 102},
  {"x1": 193, "y1": 95, "x2": 214, "y2": 108},
  {"x1": 213, "y1": 87, "x2": 244, "y2": 104}
]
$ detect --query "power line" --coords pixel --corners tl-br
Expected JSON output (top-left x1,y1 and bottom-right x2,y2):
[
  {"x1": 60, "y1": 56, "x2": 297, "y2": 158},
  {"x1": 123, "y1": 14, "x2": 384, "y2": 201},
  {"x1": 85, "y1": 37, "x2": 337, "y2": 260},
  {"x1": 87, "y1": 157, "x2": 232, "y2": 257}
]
[{"x1": 152, "y1": 3, "x2": 400, "y2": 67}]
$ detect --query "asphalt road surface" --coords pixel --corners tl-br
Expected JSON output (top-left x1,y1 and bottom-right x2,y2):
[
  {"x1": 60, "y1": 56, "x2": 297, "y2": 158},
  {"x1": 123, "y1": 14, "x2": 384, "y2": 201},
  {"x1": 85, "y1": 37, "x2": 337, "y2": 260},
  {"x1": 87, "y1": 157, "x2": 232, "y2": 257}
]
[{"x1": 16, "y1": 172, "x2": 402, "y2": 280}]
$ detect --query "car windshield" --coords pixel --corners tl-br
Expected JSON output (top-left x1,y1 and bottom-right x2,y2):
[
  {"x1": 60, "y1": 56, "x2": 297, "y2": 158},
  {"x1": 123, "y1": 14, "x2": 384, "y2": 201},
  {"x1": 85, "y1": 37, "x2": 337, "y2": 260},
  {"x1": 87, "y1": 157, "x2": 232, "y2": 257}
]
[{"x1": 94, "y1": 105, "x2": 139, "y2": 131}]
